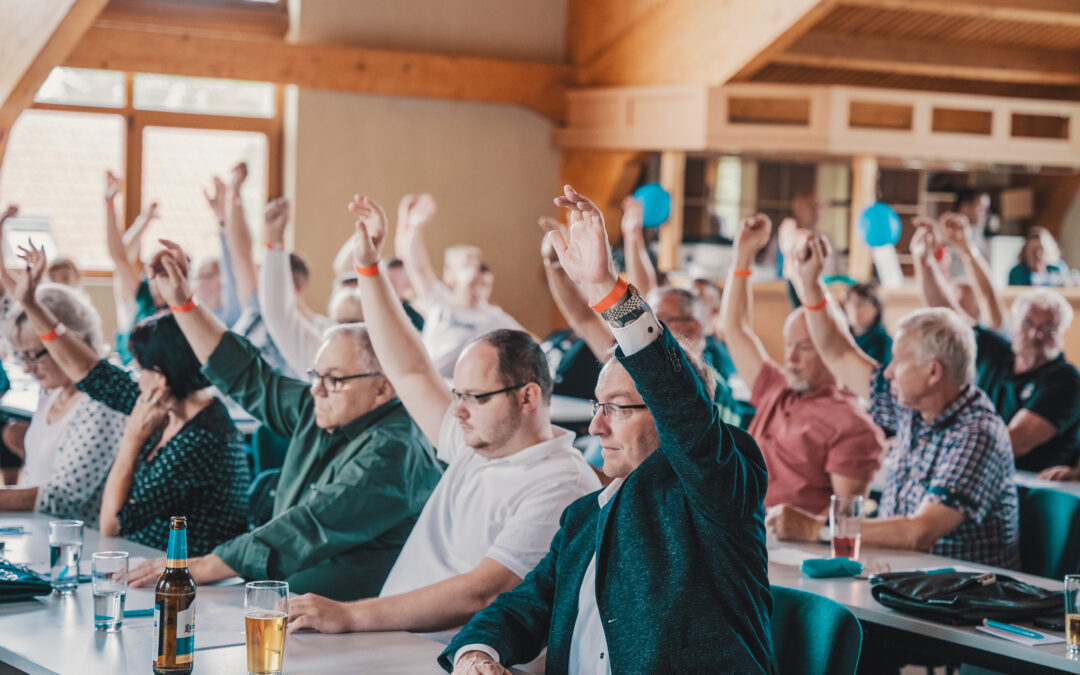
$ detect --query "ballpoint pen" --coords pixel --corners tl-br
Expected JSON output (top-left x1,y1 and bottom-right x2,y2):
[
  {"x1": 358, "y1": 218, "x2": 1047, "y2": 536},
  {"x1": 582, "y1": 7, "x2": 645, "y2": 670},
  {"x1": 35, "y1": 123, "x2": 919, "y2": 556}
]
[{"x1": 983, "y1": 619, "x2": 1046, "y2": 639}]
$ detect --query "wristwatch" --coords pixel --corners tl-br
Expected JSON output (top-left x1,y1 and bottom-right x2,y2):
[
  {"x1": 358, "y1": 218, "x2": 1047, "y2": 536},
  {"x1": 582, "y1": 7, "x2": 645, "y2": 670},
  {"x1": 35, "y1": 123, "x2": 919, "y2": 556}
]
[{"x1": 601, "y1": 284, "x2": 647, "y2": 328}]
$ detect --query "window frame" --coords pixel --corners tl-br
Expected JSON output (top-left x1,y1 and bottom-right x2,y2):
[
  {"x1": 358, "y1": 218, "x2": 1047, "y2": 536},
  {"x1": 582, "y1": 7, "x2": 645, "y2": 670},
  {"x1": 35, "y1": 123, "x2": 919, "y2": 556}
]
[{"x1": 27, "y1": 72, "x2": 284, "y2": 276}]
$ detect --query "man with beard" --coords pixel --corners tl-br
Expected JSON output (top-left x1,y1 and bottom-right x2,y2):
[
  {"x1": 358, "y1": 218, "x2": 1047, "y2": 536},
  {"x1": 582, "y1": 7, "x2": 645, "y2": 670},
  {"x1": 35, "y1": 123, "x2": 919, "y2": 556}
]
[{"x1": 720, "y1": 214, "x2": 884, "y2": 514}]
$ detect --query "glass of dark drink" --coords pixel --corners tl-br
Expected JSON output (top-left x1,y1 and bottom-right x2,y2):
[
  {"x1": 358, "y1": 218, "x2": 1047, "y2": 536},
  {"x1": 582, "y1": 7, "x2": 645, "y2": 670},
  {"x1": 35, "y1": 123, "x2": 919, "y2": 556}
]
[{"x1": 829, "y1": 495, "x2": 864, "y2": 560}]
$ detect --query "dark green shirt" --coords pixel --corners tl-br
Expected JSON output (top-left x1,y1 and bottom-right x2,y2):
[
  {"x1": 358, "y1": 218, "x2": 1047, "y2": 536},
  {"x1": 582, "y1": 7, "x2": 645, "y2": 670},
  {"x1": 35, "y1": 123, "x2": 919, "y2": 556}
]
[
  {"x1": 974, "y1": 326, "x2": 1080, "y2": 472},
  {"x1": 854, "y1": 321, "x2": 892, "y2": 365},
  {"x1": 205, "y1": 332, "x2": 443, "y2": 600}
]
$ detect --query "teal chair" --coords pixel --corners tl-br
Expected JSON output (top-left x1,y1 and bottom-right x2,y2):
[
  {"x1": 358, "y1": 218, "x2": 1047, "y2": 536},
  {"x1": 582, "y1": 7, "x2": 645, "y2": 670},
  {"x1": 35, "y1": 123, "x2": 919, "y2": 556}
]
[
  {"x1": 1018, "y1": 486, "x2": 1080, "y2": 579},
  {"x1": 250, "y1": 425, "x2": 290, "y2": 476},
  {"x1": 771, "y1": 586, "x2": 862, "y2": 675}
]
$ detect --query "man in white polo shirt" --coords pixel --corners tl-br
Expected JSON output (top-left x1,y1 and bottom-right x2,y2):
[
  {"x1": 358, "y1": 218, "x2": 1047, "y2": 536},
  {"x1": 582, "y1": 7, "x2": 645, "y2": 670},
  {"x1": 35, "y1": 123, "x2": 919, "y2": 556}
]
[{"x1": 286, "y1": 194, "x2": 600, "y2": 641}]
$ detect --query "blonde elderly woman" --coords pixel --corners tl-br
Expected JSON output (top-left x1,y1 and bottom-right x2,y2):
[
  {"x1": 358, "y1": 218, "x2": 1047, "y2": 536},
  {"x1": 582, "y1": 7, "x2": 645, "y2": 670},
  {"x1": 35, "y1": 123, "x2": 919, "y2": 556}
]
[{"x1": 0, "y1": 283, "x2": 126, "y2": 525}]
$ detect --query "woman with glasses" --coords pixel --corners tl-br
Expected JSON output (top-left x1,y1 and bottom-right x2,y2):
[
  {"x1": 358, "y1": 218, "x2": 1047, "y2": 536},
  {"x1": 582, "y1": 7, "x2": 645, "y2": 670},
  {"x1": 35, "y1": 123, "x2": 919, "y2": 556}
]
[
  {"x1": 0, "y1": 283, "x2": 127, "y2": 524},
  {"x1": 4, "y1": 244, "x2": 249, "y2": 555}
]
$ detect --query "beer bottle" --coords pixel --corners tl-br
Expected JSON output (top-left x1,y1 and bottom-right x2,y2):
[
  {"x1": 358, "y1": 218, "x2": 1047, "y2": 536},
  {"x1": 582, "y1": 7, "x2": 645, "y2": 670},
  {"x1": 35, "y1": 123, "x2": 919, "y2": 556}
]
[{"x1": 153, "y1": 516, "x2": 196, "y2": 674}]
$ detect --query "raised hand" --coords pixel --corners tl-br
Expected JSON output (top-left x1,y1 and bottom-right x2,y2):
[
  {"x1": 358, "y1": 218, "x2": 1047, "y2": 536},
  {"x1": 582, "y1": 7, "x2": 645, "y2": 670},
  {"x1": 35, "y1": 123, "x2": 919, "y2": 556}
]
[
  {"x1": 229, "y1": 161, "x2": 248, "y2": 192},
  {"x1": 203, "y1": 176, "x2": 227, "y2": 224},
  {"x1": 537, "y1": 215, "x2": 565, "y2": 264},
  {"x1": 550, "y1": 184, "x2": 618, "y2": 304},
  {"x1": 128, "y1": 386, "x2": 170, "y2": 441},
  {"x1": 7, "y1": 240, "x2": 47, "y2": 306},
  {"x1": 263, "y1": 197, "x2": 290, "y2": 245},
  {"x1": 150, "y1": 239, "x2": 193, "y2": 307},
  {"x1": 940, "y1": 212, "x2": 972, "y2": 251},
  {"x1": 620, "y1": 196, "x2": 644, "y2": 237},
  {"x1": 734, "y1": 214, "x2": 773, "y2": 263},
  {"x1": 793, "y1": 232, "x2": 831, "y2": 291},
  {"x1": 105, "y1": 171, "x2": 121, "y2": 202},
  {"x1": 909, "y1": 217, "x2": 938, "y2": 266},
  {"x1": 1, "y1": 205, "x2": 18, "y2": 227},
  {"x1": 348, "y1": 195, "x2": 388, "y2": 268},
  {"x1": 408, "y1": 193, "x2": 436, "y2": 229}
]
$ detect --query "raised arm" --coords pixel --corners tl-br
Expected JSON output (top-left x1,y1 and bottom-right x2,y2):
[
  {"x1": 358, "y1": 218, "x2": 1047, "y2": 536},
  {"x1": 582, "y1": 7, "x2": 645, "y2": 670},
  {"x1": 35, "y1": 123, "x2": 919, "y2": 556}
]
[
  {"x1": 791, "y1": 235, "x2": 877, "y2": 398},
  {"x1": 620, "y1": 197, "x2": 658, "y2": 296},
  {"x1": 911, "y1": 218, "x2": 970, "y2": 320},
  {"x1": 3, "y1": 244, "x2": 100, "y2": 383},
  {"x1": 539, "y1": 216, "x2": 616, "y2": 362},
  {"x1": 350, "y1": 195, "x2": 451, "y2": 444},
  {"x1": 120, "y1": 201, "x2": 158, "y2": 268},
  {"x1": 150, "y1": 240, "x2": 228, "y2": 364},
  {"x1": 942, "y1": 212, "x2": 1005, "y2": 330},
  {"x1": 222, "y1": 162, "x2": 257, "y2": 303},
  {"x1": 103, "y1": 171, "x2": 143, "y2": 308},
  {"x1": 718, "y1": 214, "x2": 774, "y2": 389},
  {"x1": 394, "y1": 193, "x2": 441, "y2": 300}
]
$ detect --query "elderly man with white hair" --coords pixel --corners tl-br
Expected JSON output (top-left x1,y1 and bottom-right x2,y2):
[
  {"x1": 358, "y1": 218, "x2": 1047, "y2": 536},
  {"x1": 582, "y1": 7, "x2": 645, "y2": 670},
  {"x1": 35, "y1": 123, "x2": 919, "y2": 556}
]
[
  {"x1": 914, "y1": 215, "x2": 1080, "y2": 477},
  {"x1": 768, "y1": 232, "x2": 1020, "y2": 572}
]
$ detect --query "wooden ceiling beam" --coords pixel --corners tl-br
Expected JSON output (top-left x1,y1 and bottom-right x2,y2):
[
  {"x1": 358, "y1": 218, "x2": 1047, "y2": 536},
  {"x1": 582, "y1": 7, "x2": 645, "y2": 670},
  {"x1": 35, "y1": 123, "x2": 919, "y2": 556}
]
[
  {"x1": 63, "y1": 23, "x2": 572, "y2": 120},
  {"x1": 838, "y1": 0, "x2": 1080, "y2": 27},
  {"x1": 574, "y1": 0, "x2": 839, "y2": 87},
  {"x1": 779, "y1": 32, "x2": 1080, "y2": 86}
]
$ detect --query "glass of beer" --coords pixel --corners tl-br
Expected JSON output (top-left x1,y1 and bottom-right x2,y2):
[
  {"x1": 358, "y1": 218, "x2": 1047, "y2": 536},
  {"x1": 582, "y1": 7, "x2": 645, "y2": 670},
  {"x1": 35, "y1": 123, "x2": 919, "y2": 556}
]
[
  {"x1": 829, "y1": 495, "x2": 864, "y2": 560},
  {"x1": 91, "y1": 551, "x2": 128, "y2": 631},
  {"x1": 48, "y1": 520, "x2": 83, "y2": 594},
  {"x1": 1066, "y1": 574, "x2": 1080, "y2": 654},
  {"x1": 244, "y1": 581, "x2": 288, "y2": 675}
]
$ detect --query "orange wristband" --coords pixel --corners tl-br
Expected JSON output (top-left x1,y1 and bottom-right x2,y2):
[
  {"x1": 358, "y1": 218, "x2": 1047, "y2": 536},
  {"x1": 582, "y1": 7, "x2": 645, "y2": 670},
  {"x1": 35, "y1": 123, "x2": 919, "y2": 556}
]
[
  {"x1": 169, "y1": 298, "x2": 197, "y2": 314},
  {"x1": 591, "y1": 278, "x2": 629, "y2": 313},
  {"x1": 266, "y1": 242, "x2": 284, "y2": 250},
  {"x1": 39, "y1": 323, "x2": 66, "y2": 342},
  {"x1": 732, "y1": 269, "x2": 752, "y2": 278},
  {"x1": 805, "y1": 298, "x2": 828, "y2": 311},
  {"x1": 355, "y1": 263, "x2": 379, "y2": 277}
]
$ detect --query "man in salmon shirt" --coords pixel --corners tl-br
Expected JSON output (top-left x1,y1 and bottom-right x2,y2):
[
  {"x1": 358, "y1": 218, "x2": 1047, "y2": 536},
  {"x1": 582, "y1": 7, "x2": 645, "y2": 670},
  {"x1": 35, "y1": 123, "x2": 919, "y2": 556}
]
[{"x1": 720, "y1": 213, "x2": 885, "y2": 514}]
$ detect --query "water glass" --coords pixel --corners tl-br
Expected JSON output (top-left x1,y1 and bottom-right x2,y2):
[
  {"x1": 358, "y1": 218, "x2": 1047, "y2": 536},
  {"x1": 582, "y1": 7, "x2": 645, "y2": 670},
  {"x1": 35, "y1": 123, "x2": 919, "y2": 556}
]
[
  {"x1": 48, "y1": 520, "x2": 83, "y2": 594},
  {"x1": 92, "y1": 552, "x2": 129, "y2": 632},
  {"x1": 244, "y1": 581, "x2": 289, "y2": 675},
  {"x1": 829, "y1": 495, "x2": 864, "y2": 560},
  {"x1": 1067, "y1": 575, "x2": 1080, "y2": 654}
]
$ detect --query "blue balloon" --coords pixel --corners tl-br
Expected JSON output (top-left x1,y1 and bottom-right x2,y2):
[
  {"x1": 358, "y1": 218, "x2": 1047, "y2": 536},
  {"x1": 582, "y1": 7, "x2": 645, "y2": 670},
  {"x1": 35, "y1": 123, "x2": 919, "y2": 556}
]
[
  {"x1": 632, "y1": 183, "x2": 671, "y2": 228},
  {"x1": 859, "y1": 202, "x2": 901, "y2": 247}
]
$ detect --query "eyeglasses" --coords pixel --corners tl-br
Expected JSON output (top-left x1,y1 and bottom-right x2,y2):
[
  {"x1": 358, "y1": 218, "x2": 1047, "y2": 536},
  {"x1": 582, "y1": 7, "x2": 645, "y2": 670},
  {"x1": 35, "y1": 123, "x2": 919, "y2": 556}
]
[
  {"x1": 1020, "y1": 319, "x2": 1060, "y2": 336},
  {"x1": 306, "y1": 369, "x2": 383, "y2": 393},
  {"x1": 450, "y1": 382, "x2": 527, "y2": 407},
  {"x1": 17, "y1": 348, "x2": 49, "y2": 368},
  {"x1": 590, "y1": 400, "x2": 648, "y2": 420}
]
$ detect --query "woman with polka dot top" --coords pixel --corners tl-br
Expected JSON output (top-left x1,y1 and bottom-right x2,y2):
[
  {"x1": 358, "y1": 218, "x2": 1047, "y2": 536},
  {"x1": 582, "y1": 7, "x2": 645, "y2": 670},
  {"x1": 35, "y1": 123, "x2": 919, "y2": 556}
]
[
  {"x1": 0, "y1": 283, "x2": 126, "y2": 527},
  {"x1": 6, "y1": 243, "x2": 250, "y2": 556}
]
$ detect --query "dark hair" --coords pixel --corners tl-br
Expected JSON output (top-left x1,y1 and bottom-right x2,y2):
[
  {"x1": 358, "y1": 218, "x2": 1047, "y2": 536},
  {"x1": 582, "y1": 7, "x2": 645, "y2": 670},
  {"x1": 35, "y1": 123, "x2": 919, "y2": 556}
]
[
  {"x1": 472, "y1": 329, "x2": 553, "y2": 403},
  {"x1": 129, "y1": 312, "x2": 210, "y2": 399},
  {"x1": 847, "y1": 282, "x2": 884, "y2": 323},
  {"x1": 386, "y1": 257, "x2": 405, "y2": 270},
  {"x1": 953, "y1": 188, "x2": 988, "y2": 211},
  {"x1": 289, "y1": 252, "x2": 310, "y2": 288}
]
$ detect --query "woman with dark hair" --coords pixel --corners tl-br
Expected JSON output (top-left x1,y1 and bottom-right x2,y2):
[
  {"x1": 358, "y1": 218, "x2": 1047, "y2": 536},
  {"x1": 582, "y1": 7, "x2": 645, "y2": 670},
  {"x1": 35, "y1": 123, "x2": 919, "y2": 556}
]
[
  {"x1": 8, "y1": 244, "x2": 249, "y2": 555},
  {"x1": 843, "y1": 282, "x2": 892, "y2": 365},
  {"x1": 1008, "y1": 227, "x2": 1071, "y2": 287}
]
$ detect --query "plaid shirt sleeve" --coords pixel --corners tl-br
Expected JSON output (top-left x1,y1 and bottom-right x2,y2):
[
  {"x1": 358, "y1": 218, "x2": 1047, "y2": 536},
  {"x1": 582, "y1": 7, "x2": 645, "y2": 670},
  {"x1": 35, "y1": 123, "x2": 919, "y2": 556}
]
[
  {"x1": 868, "y1": 364, "x2": 905, "y2": 432},
  {"x1": 922, "y1": 416, "x2": 1010, "y2": 524}
]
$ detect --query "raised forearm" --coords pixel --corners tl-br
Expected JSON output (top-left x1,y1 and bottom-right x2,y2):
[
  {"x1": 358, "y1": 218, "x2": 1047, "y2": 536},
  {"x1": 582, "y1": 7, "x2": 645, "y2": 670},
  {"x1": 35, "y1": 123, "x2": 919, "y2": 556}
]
[
  {"x1": 401, "y1": 230, "x2": 440, "y2": 299},
  {"x1": 623, "y1": 234, "x2": 657, "y2": 297},
  {"x1": 958, "y1": 248, "x2": 1004, "y2": 329},
  {"x1": 170, "y1": 304, "x2": 228, "y2": 364},
  {"x1": 915, "y1": 259, "x2": 963, "y2": 315},
  {"x1": 800, "y1": 279, "x2": 873, "y2": 397},
  {"x1": 105, "y1": 200, "x2": 139, "y2": 302},
  {"x1": 544, "y1": 261, "x2": 615, "y2": 362},
  {"x1": 224, "y1": 193, "x2": 257, "y2": 302},
  {"x1": 21, "y1": 300, "x2": 98, "y2": 382}
]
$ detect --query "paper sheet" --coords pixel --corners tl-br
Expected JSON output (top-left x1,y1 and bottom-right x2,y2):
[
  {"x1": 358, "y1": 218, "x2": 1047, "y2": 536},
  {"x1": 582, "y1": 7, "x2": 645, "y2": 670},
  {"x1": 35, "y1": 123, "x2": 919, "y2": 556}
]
[{"x1": 975, "y1": 625, "x2": 1066, "y2": 647}]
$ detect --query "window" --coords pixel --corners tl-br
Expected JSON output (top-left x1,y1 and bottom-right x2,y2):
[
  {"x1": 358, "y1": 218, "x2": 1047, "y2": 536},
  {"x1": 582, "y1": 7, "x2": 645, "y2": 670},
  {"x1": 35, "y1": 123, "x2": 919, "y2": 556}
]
[
  {"x1": 133, "y1": 74, "x2": 275, "y2": 118},
  {"x1": 34, "y1": 68, "x2": 125, "y2": 108}
]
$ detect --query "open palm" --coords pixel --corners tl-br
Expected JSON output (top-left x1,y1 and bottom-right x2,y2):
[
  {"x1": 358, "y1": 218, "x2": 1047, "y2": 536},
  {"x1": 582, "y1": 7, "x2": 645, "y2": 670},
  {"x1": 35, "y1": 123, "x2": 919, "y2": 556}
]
[
  {"x1": 550, "y1": 185, "x2": 618, "y2": 303},
  {"x1": 348, "y1": 195, "x2": 387, "y2": 268}
]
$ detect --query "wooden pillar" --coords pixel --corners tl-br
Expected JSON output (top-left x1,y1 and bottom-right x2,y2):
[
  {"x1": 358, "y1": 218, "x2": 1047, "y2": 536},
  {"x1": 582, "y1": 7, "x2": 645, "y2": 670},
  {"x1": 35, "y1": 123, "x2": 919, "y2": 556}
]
[
  {"x1": 657, "y1": 150, "x2": 686, "y2": 272},
  {"x1": 848, "y1": 154, "x2": 878, "y2": 282}
]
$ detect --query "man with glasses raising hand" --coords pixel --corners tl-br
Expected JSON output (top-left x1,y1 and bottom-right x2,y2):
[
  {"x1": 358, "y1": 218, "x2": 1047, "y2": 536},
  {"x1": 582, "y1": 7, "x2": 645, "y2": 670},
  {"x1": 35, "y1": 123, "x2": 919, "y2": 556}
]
[
  {"x1": 127, "y1": 239, "x2": 443, "y2": 600},
  {"x1": 284, "y1": 194, "x2": 599, "y2": 646}
]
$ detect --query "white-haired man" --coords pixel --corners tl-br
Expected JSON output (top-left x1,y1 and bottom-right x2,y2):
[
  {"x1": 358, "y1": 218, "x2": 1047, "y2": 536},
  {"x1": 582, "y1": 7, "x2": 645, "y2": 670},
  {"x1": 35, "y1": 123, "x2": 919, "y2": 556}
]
[
  {"x1": 915, "y1": 215, "x2": 1080, "y2": 477},
  {"x1": 768, "y1": 233, "x2": 1020, "y2": 571}
]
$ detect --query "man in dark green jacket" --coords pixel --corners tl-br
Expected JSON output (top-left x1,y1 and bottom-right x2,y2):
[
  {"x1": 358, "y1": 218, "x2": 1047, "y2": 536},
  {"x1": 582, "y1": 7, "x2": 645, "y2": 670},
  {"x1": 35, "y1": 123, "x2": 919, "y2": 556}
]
[
  {"x1": 128, "y1": 241, "x2": 442, "y2": 600},
  {"x1": 442, "y1": 186, "x2": 775, "y2": 674}
]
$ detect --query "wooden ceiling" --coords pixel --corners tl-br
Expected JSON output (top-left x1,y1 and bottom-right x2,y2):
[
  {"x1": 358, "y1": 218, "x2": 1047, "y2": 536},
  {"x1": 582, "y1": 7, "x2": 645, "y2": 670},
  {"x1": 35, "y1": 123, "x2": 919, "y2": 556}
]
[{"x1": 733, "y1": 0, "x2": 1080, "y2": 101}]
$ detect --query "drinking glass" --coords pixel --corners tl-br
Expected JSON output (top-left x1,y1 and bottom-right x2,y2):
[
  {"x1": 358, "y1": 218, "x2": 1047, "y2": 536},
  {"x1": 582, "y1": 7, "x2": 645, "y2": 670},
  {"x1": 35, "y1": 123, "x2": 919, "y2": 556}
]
[
  {"x1": 48, "y1": 520, "x2": 83, "y2": 594},
  {"x1": 244, "y1": 581, "x2": 288, "y2": 675},
  {"x1": 1066, "y1": 575, "x2": 1080, "y2": 654},
  {"x1": 829, "y1": 495, "x2": 864, "y2": 560},
  {"x1": 92, "y1": 552, "x2": 128, "y2": 631}
]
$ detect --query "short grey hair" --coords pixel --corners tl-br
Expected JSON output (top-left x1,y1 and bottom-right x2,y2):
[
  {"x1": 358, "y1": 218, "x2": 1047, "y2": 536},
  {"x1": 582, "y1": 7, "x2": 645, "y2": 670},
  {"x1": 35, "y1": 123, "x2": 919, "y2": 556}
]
[
  {"x1": 320, "y1": 323, "x2": 381, "y2": 373},
  {"x1": 647, "y1": 286, "x2": 705, "y2": 325},
  {"x1": 1011, "y1": 289, "x2": 1073, "y2": 333},
  {"x1": 5, "y1": 283, "x2": 105, "y2": 355},
  {"x1": 896, "y1": 308, "x2": 976, "y2": 386},
  {"x1": 327, "y1": 288, "x2": 364, "y2": 323}
]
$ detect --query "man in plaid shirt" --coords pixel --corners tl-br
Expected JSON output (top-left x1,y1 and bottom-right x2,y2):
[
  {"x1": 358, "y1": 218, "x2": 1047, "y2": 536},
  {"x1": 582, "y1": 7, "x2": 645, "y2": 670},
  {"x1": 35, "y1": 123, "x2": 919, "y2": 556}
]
[{"x1": 766, "y1": 231, "x2": 1020, "y2": 570}]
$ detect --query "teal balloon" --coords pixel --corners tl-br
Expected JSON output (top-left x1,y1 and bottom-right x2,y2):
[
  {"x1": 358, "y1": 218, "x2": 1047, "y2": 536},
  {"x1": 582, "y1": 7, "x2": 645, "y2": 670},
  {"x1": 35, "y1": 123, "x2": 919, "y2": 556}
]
[
  {"x1": 632, "y1": 183, "x2": 671, "y2": 228},
  {"x1": 859, "y1": 202, "x2": 901, "y2": 247}
]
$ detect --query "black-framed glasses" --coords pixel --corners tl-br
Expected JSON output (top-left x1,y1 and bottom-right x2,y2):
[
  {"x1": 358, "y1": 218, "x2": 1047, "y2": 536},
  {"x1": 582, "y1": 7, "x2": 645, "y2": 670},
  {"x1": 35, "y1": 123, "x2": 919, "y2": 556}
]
[
  {"x1": 306, "y1": 369, "x2": 383, "y2": 393},
  {"x1": 450, "y1": 382, "x2": 528, "y2": 406},
  {"x1": 16, "y1": 348, "x2": 49, "y2": 368},
  {"x1": 590, "y1": 399, "x2": 648, "y2": 420}
]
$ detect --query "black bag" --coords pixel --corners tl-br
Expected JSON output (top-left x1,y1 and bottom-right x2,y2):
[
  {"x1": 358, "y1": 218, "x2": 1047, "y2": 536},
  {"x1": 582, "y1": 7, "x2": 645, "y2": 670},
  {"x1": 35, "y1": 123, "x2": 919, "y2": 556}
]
[
  {"x1": 0, "y1": 557, "x2": 53, "y2": 602},
  {"x1": 869, "y1": 570, "x2": 1063, "y2": 625}
]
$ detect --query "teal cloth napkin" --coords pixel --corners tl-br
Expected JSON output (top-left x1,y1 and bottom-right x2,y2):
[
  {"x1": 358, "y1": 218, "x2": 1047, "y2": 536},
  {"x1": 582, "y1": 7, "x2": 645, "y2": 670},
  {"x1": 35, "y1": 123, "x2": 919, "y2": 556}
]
[{"x1": 801, "y1": 557, "x2": 864, "y2": 578}]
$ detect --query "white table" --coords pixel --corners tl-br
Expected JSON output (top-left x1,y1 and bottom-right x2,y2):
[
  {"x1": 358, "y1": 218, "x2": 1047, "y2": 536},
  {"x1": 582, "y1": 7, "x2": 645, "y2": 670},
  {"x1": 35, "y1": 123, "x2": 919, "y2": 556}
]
[
  {"x1": 0, "y1": 513, "x2": 451, "y2": 674},
  {"x1": 769, "y1": 541, "x2": 1080, "y2": 674},
  {"x1": 1016, "y1": 471, "x2": 1080, "y2": 500}
]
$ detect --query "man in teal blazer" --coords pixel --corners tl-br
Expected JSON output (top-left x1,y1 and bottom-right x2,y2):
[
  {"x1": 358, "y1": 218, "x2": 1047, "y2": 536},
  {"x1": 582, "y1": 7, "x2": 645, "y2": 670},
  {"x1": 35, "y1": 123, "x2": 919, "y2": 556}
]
[{"x1": 440, "y1": 186, "x2": 775, "y2": 674}]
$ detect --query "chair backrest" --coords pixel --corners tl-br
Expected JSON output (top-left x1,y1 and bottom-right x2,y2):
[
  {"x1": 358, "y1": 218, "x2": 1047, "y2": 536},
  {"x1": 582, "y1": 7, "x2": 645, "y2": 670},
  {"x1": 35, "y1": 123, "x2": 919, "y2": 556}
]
[
  {"x1": 1018, "y1": 486, "x2": 1080, "y2": 579},
  {"x1": 247, "y1": 468, "x2": 282, "y2": 530},
  {"x1": 771, "y1": 585, "x2": 863, "y2": 675},
  {"x1": 251, "y1": 425, "x2": 290, "y2": 475}
]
